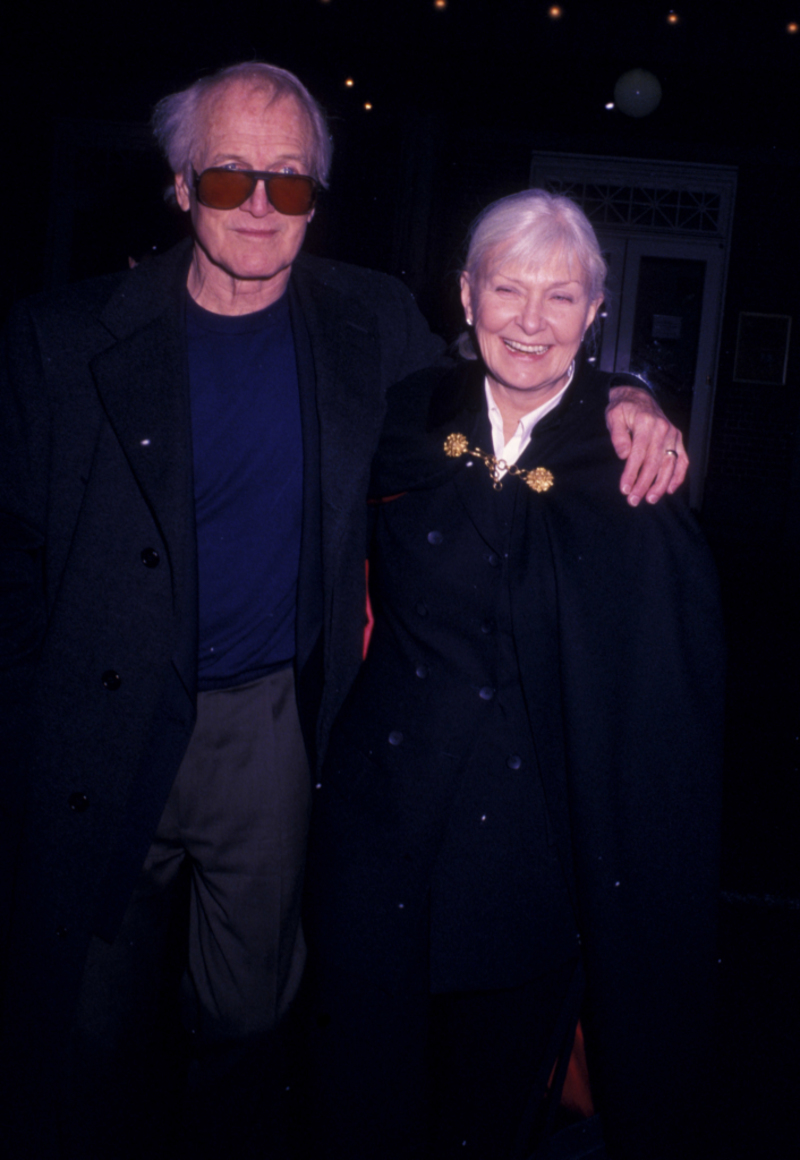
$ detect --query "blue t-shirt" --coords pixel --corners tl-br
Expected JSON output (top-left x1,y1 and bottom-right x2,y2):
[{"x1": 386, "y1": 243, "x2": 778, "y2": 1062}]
[{"x1": 186, "y1": 290, "x2": 303, "y2": 689}]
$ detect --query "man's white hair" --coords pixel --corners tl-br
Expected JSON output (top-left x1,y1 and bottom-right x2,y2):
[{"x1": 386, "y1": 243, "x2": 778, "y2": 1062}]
[{"x1": 152, "y1": 61, "x2": 333, "y2": 186}]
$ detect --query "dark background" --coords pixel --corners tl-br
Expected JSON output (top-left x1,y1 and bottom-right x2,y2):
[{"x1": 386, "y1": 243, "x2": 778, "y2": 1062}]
[{"x1": 2, "y1": 2, "x2": 798, "y2": 1153}]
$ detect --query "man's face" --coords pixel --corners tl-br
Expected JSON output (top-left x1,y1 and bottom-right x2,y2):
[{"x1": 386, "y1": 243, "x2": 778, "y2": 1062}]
[{"x1": 175, "y1": 83, "x2": 315, "y2": 292}]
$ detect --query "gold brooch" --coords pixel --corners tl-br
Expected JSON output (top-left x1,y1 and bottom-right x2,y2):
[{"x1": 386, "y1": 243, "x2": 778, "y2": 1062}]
[
  {"x1": 444, "y1": 434, "x2": 554, "y2": 493},
  {"x1": 524, "y1": 466, "x2": 555, "y2": 493}
]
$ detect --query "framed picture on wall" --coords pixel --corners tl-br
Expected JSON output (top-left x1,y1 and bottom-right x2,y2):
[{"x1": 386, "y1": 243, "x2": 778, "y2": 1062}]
[{"x1": 733, "y1": 312, "x2": 791, "y2": 385}]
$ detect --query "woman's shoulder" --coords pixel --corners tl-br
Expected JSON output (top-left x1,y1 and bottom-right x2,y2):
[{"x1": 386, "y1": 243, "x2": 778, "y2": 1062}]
[
  {"x1": 531, "y1": 365, "x2": 619, "y2": 469},
  {"x1": 372, "y1": 363, "x2": 481, "y2": 496},
  {"x1": 382, "y1": 362, "x2": 477, "y2": 426},
  {"x1": 561, "y1": 364, "x2": 645, "y2": 420}
]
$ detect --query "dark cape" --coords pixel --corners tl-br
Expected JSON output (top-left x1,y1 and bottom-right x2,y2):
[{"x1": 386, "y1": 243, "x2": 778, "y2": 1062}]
[{"x1": 306, "y1": 360, "x2": 725, "y2": 1160}]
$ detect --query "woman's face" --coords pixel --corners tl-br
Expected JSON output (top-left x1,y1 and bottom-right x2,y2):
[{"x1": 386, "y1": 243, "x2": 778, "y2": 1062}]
[{"x1": 461, "y1": 251, "x2": 601, "y2": 409}]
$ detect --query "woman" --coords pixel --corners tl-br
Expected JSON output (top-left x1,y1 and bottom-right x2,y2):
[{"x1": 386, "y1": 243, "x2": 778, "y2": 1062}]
[{"x1": 305, "y1": 191, "x2": 724, "y2": 1160}]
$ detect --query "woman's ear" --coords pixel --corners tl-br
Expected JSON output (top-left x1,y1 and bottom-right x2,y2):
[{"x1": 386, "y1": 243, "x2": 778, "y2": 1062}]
[{"x1": 584, "y1": 295, "x2": 603, "y2": 334}]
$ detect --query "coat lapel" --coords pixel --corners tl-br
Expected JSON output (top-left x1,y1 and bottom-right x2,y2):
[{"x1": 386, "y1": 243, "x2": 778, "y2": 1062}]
[
  {"x1": 90, "y1": 321, "x2": 192, "y2": 547},
  {"x1": 90, "y1": 244, "x2": 197, "y2": 697},
  {"x1": 442, "y1": 368, "x2": 508, "y2": 555},
  {"x1": 289, "y1": 264, "x2": 386, "y2": 592}
]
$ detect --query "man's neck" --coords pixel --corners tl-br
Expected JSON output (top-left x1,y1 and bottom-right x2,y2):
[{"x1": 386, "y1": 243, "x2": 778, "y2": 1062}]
[{"x1": 186, "y1": 251, "x2": 292, "y2": 316}]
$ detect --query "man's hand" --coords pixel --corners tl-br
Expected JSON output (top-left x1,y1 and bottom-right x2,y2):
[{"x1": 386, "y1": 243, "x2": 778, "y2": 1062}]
[{"x1": 605, "y1": 386, "x2": 688, "y2": 506}]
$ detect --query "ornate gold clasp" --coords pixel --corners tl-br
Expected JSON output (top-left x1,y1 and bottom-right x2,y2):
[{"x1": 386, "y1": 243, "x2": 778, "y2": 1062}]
[{"x1": 444, "y1": 434, "x2": 554, "y2": 493}]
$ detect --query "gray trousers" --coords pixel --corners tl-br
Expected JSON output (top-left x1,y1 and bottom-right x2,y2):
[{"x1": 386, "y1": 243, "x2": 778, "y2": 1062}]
[{"x1": 60, "y1": 667, "x2": 311, "y2": 1159}]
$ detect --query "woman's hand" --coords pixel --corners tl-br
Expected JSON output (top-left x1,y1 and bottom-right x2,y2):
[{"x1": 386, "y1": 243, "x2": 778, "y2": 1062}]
[{"x1": 605, "y1": 386, "x2": 689, "y2": 506}]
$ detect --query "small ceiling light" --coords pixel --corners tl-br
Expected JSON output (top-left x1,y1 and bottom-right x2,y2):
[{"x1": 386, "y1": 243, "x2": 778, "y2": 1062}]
[
  {"x1": 344, "y1": 78, "x2": 354, "y2": 87},
  {"x1": 434, "y1": 0, "x2": 447, "y2": 8},
  {"x1": 788, "y1": 22, "x2": 799, "y2": 33},
  {"x1": 605, "y1": 101, "x2": 615, "y2": 110},
  {"x1": 549, "y1": 5, "x2": 563, "y2": 17},
  {"x1": 364, "y1": 102, "x2": 373, "y2": 111},
  {"x1": 667, "y1": 11, "x2": 680, "y2": 24}
]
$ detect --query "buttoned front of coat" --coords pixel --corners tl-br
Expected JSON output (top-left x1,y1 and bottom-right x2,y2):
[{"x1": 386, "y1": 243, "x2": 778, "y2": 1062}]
[{"x1": 306, "y1": 360, "x2": 725, "y2": 1160}]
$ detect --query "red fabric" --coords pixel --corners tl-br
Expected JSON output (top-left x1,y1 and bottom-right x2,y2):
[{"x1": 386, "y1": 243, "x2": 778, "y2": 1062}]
[{"x1": 561, "y1": 1021, "x2": 595, "y2": 1117}]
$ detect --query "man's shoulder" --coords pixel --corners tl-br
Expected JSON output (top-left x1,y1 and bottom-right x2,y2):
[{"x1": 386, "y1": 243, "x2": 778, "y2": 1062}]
[
  {"x1": 290, "y1": 252, "x2": 445, "y2": 371},
  {"x1": 10, "y1": 269, "x2": 125, "y2": 327},
  {"x1": 6, "y1": 241, "x2": 191, "y2": 334},
  {"x1": 292, "y1": 251, "x2": 415, "y2": 304}
]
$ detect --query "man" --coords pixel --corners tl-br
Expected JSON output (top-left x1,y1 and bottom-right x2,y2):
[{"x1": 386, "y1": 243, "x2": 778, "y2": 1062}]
[{"x1": 0, "y1": 62, "x2": 685, "y2": 1157}]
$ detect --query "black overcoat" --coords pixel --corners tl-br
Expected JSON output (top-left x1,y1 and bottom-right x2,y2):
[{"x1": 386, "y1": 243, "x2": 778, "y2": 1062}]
[
  {"x1": 0, "y1": 239, "x2": 443, "y2": 1129},
  {"x1": 306, "y1": 362, "x2": 725, "y2": 1159}
]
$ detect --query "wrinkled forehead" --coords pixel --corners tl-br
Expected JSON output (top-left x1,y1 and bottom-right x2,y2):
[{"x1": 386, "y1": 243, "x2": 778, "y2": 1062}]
[
  {"x1": 478, "y1": 238, "x2": 590, "y2": 291},
  {"x1": 200, "y1": 78, "x2": 277, "y2": 124},
  {"x1": 193, "y1": 80, "x2": 313, "y2": 168}
]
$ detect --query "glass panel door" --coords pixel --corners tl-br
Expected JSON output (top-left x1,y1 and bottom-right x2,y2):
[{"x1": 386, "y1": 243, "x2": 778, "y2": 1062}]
[{"x1": 597, "y1": 236, "x2": 726, "y2": 508}]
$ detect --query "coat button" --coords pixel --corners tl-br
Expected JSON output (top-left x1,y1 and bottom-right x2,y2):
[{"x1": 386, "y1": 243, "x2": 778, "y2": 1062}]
[
  {"x1": 141, "y1": 547, "x2": 160, "y2": 568},
  {"x1": 427, "y1": 531, "x2": 443, "y2": 545},
  {"x1": 478, "y1": 686, "x2": 495, "y2": 701},
  {"x1": 102, "y1": 670, "x2": 121, "y2": 690},
  {"x1": 415, "y1": 602, "x2": 429, "y2": 617},
  {"x1": 486, "y1": 552, "x2": 500, "y2": 567},
  {"x1": 68, "y1": 792, "x2": 90, "y2": 812},
  {"x1": 506, "y1": 754, "x2": 523, "y2": 770},
  {"x1": 55, "y1": 926, "x2": 68, "y2": 939},
  {"x1": 388, "y1": 731, "x2": 404, "y2": 746},
  {"x1": 415, "y1": 664, "x2": 429, "y2": 679},
  {"x1": 480, "y1": 619, "x2": 496, "y2": 634}
]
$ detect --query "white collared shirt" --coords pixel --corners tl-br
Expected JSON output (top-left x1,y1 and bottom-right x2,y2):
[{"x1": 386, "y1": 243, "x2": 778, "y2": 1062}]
[{"x1": 484, "y1": 362, "x2": 575, "y2": 478}]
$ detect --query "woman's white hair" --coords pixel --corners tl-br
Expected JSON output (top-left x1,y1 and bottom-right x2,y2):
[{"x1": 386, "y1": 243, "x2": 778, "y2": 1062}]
[
  {"x1": 458, "y1": 189, "x2": 606, "y2": 358},
  {"x1": 152, "y1": 62, "x2": 333, "y2": 187}
]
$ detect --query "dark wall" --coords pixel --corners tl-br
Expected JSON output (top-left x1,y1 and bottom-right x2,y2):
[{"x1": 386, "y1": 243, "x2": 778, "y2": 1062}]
[{"x1": 2, "y1": 1, "x2": 798, "y2": 901}]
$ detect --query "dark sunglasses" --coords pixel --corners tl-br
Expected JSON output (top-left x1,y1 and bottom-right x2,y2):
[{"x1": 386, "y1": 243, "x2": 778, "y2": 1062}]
[{"x1": 193, "y1": 168, "x2": 320, "y2": 215}]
